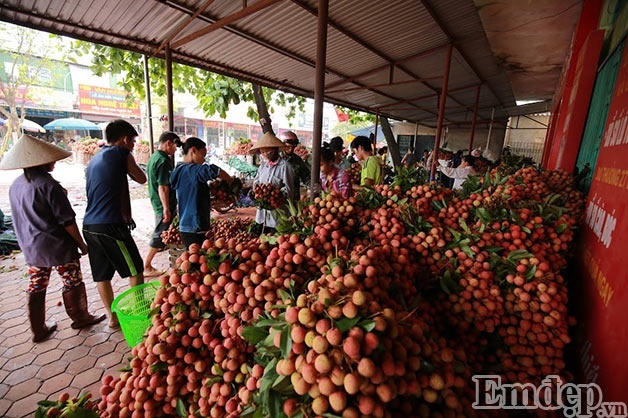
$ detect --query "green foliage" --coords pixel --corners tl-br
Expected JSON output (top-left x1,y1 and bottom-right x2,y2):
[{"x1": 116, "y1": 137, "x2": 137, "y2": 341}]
[
  {"x1": 495, "y1": 152, "x2": 537, "y2": 176},
  {"x1": 440, "y1": 270, "x2": 463, "y2": 295},
  {"x1": 275, "y1": 200, "x2": 314, "y2": 237},
  {"x1": 71, "y1": 41, "x2": 306, "y2": 121},
  {"x1": 0, "y1": 23, "x2": 70, "y2": 153},
  {"x1": 176, "y1": 398, "x2": 187, "y2": 417},
  {"x1": 336, "y1": 106, "x2": 376, "y2": 124},
  {"x1": 354, "y1": 187, "x2": 386, "y2": 209},
  {"x1": 490, "y1": 249, "x2": 536, "y2": 286},
  {"x1": 241, "y1": 312, "x2": 299, "y2": 418},
  {"x1": 35, "y1": 392, "x2": 99, "y2": 418},
  {"x1": 459, "y1": 170, "x2": 508, "y2": 198},
  {"x1": 329, "y1": 121, "x2": 372, "y2": 139},
  {"x1": 399, "y1": 204, "x2": 433, "y2": 235},
  {"x1": 274, "y1": 90, "x2": 306, "y2": 121},
  {"x1": 391, "y1": 165, "x2": 428, "y2": 193}
]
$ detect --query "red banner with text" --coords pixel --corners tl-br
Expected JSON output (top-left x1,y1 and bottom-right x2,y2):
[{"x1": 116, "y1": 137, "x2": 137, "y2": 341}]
[
  {"x1": 78, "y1": 84, "x2": 140, "y2": 118},
  {"x1": 578, "y1": 44, "x2": 628, "y2": 403}
]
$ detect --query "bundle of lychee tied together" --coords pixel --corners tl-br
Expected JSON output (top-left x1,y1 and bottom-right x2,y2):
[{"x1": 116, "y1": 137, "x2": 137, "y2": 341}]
[
  {"x1": 209, "y1": 178, "x2": 243, "y2": 202},
  {"x1": 252, "y1": 182, "x2": 286, "y2": 210},
  {"x1": 243, "y1": 252, "x2": 469, "y2": 417},
  {"x1": 160, "y1": 217, "x2": 182, "y2": 245}
]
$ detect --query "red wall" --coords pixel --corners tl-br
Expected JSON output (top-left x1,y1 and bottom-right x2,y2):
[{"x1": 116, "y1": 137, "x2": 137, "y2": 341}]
[
  {"x1": 543, "y1": 0, "x2": 628, "y2": 404},
  {"x1": 548, "y1": 30, "x2": 604, "y2": 169},
  {"x1": 543, "y1": 0, "x2": 603, "y2": 170},
  {"x1": 576, "y1": 43, "x2": 628, "y2": 403}
]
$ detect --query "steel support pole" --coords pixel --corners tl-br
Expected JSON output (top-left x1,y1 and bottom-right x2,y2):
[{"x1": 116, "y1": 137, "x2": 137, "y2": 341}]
[
  {"x1": 430, "y1": 44, "x2": 452, "y2": 181},
  {"x1": 166, "y1": 44, "x2": 174, "y2": 132},
  {"x1": 413, "y1": 122, "x2": 419, "y2": 148},
  {"x1": 143, "y1": 55, "x2": 154, "y2": 153},
  {"x1": 486, "y1": 107, "x2": 495, "y2": 155},
  {"x1": 373, "y1": 112, "x2": 379, "y2": 149},
  {"x1": 310, "y1": 0, "x2": 328, "y2": 195},
  {"x1": 468, "y1": 84, "x2": 480, "y2": 154}
]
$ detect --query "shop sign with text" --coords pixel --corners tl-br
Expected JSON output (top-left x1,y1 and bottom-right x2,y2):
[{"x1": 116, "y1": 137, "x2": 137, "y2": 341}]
[
  {"x1": 78, "y1": 84, "x2": 140, "y2": 117},
  {"x1": 578, "y1": 44, "x2": 628, "y2": 404}
]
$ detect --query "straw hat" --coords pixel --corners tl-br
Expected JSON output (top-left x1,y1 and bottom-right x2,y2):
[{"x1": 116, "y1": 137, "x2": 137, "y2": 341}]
[
  {"x1": 0, "y1": 134, "x2": 72, "y2": 170},
  {"x1": 250, "y1": 132, "x2": 287, "y2": 151}
]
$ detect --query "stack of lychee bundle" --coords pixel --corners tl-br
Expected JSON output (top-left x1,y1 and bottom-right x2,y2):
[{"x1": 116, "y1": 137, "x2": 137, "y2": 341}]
[
  {"x1": 252, "y1": 183, "x2": 285, "y2": 210},
  {"x1": 96, "y1": 166, "x2": 584, "y2": 418}
]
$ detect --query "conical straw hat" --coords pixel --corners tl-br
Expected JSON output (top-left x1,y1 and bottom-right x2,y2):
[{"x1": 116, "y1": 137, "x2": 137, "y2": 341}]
[
  {"x1": 250, "y1": 132, "x2": 287, "y2": 151},
  {"x1": 0, "y1": 134, "x2": 72, "y2": 170}
]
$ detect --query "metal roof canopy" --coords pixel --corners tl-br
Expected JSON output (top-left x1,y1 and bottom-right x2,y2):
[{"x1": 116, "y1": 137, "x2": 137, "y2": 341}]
[{"x1": 0, "y1": 0, "x2": 582, "y2": 128}]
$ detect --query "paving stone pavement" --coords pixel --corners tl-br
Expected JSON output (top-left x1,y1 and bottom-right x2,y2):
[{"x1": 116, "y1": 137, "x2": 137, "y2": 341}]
[
  {"x1": 0, "y1": 161, "x2": 194, "y2": 417},
  {"x1": 0, "y1": 205, "x2": 171, "y2": 416}
]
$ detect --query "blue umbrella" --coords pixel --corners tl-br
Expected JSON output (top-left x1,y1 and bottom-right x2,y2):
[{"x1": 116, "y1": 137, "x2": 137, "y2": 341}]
[
  {"x1": 43, "y1": 117, "x2": 101, "y2": 131},
  {"x1": 349, "y1": 125, "x2": 385, "y2": 142}
]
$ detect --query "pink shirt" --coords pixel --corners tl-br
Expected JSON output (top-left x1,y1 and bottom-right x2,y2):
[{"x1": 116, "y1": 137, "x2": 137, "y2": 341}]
[{"x1": 320, "y1": 166, "x2": 351, "y2": 199}]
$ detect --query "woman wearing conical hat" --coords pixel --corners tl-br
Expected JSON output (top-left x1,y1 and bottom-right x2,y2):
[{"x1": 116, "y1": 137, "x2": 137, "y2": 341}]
[
  {"x1": 250, "y1": 132, "x2": 297, "y2": 233},
  {"x1": 0, "y1": 134, "x2": 106, "y2": 342}
]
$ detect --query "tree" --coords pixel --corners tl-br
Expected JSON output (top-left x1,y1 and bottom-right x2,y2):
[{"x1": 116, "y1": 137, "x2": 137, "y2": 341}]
[
  {"x1": 72, "y1": 43, "x2": 411, "y2": 169},
  {"x1": 0, "y1": 23, "x2": 68, "y2": 154},
  {"x1": 380, "y1": 116, "x2": 401, "y2": 168},
  {"x1": 330, "y1": 119, "x2": 372, "y2": 138},
  {"x1": 332, "y1": 108, "x2": 405, "y2": 169},
  {"x1": 72, "y1": 42, "x2": 306, "y2": 129},
  {"x1": 336, "y1": 106, "x2": 376, "y2": 125}
]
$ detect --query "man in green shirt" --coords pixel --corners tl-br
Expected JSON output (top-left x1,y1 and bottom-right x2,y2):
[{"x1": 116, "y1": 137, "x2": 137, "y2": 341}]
[
  {"x1": 144, "y1": 131, "x2": 179, "y2": 276},
  {"x1": 350, "y1": 135, "x2": 383, "y2": 188}
]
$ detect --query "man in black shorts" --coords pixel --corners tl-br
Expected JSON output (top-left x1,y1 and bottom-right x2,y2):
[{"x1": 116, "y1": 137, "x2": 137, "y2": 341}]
[
  {"x1": 144, "y1": 131, "x2": 179, "y2": 276},
  {"x1": 82, "y1": 119, "x2": 147, "y2": 328}
]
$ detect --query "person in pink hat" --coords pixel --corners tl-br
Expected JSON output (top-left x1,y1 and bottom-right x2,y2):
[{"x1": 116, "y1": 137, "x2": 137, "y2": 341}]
[{"x1": 0, "y1": 134, "x2": 106, "y2": 342}]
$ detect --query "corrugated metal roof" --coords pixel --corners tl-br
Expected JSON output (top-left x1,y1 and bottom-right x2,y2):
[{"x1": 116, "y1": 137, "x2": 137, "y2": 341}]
[{"x1": 0, "y1": 0, "x2": 582, "y2": 127}]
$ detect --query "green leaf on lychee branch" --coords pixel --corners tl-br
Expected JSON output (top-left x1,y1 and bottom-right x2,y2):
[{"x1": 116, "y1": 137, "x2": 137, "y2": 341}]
[
  {"x1": 524, "y1": 264, "x2": 538, "y2": 281},
  {"x1": 279, "y1": 328, "x2": 292, "y2": 359},
  {"x1": 335, "y1": 316, "x2": 361, "y2": 332},
  {"x1": 556, "y1": 223, "x2": 569, "y2": 233},
  {"x1": 439, "y1": 271, "x2": 463, "y2": 295},
  {"x1": 506, "y1": 249, "x2": 534, "y2": 262},
  {"x1": 358, "y1": 319, "x2": 376, "y2": 332},
  {"x1": 150, "y1": 361, "x2": 168, "y2": 373},
  {"x1": 242, "y1": 325, "x2": 269, "y2": 345},
  {"x1": 268, "y1": 389, "x2": 283, "y2": 418},
  {"x1": 271, "y1": 374, "x2": 292, "y2": 391},
  {"x1": 176, "y1": 399, "x2": 187, "y2": 417},
  {"x1": 421, "y1": 359, "x2": 435, "y2": 373},
  {"x1": 278, "y1": 289, "x2": 292, "y2": 303}
]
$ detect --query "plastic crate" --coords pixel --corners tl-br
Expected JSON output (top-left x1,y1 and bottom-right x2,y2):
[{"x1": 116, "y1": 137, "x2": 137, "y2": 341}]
[{"x1": 111, "y1": 281, "x2": 160, "y2": 347}]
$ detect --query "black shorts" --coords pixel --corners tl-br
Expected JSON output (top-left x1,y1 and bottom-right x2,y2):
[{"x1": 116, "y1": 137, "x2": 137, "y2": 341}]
[
  {"x1": 180, "y1": 231, "x2": 207, "y2": 248},
  {"x1": 149, "y1": 215, "x2": 171, "y2": 249},
  {"x1": 83, "y1": 224, "x2": 144, "y2": 282}
]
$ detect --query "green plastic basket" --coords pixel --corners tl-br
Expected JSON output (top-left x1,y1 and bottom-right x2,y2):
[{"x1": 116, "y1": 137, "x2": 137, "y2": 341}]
[{"x1": 111, "y1": 281, "x2": 160, "y2": 347}]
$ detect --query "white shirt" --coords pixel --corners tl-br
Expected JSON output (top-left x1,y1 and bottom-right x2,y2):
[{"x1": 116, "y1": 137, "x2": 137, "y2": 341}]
[
  {"x1": 438, "y1": 163, "x2": 475, "y2": 190},
  {"x1": 253, "y1": 158, "x2": 296, "y2": 228}
]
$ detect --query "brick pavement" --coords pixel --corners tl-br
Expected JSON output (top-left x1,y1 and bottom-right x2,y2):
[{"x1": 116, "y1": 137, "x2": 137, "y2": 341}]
[
  {"x1": 0, "y1": 161, "x2": 257, "y2": 417},
  {"x1": 0, "y1": 199, "x2": 170, "y2": 418}
]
